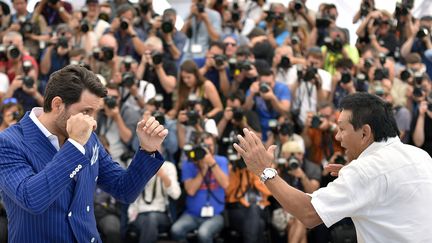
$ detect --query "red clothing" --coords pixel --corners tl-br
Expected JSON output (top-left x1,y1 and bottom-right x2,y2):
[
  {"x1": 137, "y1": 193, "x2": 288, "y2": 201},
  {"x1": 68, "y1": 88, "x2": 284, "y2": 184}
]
[{"x1": 0, "y1": 54, "x2": 39, "y2": 82}]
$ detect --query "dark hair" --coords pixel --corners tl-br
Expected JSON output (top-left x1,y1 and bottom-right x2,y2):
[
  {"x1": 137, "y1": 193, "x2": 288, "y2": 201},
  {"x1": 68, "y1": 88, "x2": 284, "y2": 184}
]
[
  {"x1": 335, "y1": 58, "x2": 354, "y2": 69},
  {"x1": 228, "y1": 90, "x2": 246, "y2": 104},
  {"x1": 43, "y1": 65, "x2": 107, "y2": 112},
  {"x1": 117, "y1": 3, "x2": 136, "y2": 17},
  {"x1": 176, "y1": 60, "x2": 207, "y2": 112},
  {"x1": 209, "y1": 41, "x2": 226, "y2": 51},
  {"x1": 340, "y1": 93, "x2": 399, "y2": 142},
  {"x1": 258, "y1": 67, "x2": 274, "y2": 77}
]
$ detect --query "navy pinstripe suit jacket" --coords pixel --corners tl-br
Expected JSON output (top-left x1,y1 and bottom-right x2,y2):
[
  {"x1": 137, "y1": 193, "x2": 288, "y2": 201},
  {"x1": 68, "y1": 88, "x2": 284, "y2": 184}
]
[{"x1": 0, "y1": 113, "x2": 164, "y2": 243}]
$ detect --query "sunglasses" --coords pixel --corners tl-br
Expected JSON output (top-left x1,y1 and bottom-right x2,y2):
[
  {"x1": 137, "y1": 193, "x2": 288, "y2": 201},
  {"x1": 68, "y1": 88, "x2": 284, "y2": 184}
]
[
  {"x1": 224, "y1": 42, "x2": 237, "y2": 47},
  {"x1": 2, "y1": 97, "x2": 18, "y2": 105}
]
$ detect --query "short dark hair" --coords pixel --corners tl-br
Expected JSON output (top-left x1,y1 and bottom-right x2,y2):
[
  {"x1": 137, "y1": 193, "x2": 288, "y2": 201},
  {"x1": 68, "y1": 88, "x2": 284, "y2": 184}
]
[
  {"x1": 335, "y1": 58, "x2": 354, "y2": 69},
  {"x1": 258, "y1": 67, "x2": 274, "y2": 77},
  {"x1": 117, "y1": 3, "x2": 136, "y2": 17},
  {"x1": 209, "y1": 41, "x2": 226, "y2": 51},
  {"x1": 340, "y1": 93, "x2": 399, "y2": 142},
  {"x1": 43, "y1": 65, "x2": 107, "y2": 112},
  {"x1": 228, "y1": 90, "x2": 246, "y2": 104}
]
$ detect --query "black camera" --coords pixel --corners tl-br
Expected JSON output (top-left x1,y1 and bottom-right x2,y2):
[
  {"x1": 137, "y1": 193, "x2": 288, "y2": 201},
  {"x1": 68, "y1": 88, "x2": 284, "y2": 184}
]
[
  {"x1": 232, "y1": 107, "x2": 244, "y2": 122},
  {"x1": 400, "y1": 69, "x2": 413, "y2": 82},
  {"x1": 22, "y1": 60, "x2": 33, "y2": 74},
  {"x1": 8, "y1": 45, "x2": 21, "y2": 59},
  {"x1": 197, "y1": 2, "x2": 205, "y2": 13},
  {"x1": 20, "y1": 20, "x2": 34, "y2": 35},
  {"x1": 292, "y1": 21, "x2": 299, "y2": 32},
  {"x1": 414, "y1": 72, "x2": 423, "y2": 85},
  {"x1": 121, "y1": 72, "x2": 135, "y2": 87},
  {"x1": 279, "y1": 121, "x2": 294, "y2": 136},
  {"x1": 22, "y1": 76, "x2": 35, "y2": 88},
  {"x1": 417, "y1": 26, "x2": 430, "y2": 39},
  {"x1": 213, "y1": 54, "x2": 226, "y2": 67},
  {"x1": 120, "y1": 18, "x2": 129, "y2": 30},
  {"x1": 152, "y1": 111, "x2": 165, "y2": 126},
  {"x1": 98, "y1": 12, "x2": 110, "y2": 22},
  {"x1": 161, "y1": 17, "x2": 174, "y2": 33},
  {"x1": 325, "y1": 36, "x2": 343, "y2": 53},
  {"x1": 303, "y1": 66, "x2": 317, "y2": 82},
  {"x1": 57, "y1": 36, "x2": 69, "y2": 49},
  {"x1": 104, "y1": 96, "x2": 117, "y2": 109},
  {"x1": 395, "y1": 1, "x2": 413, "y2": 18},
  {"x1": 237, "y1": 60, "x2": 253, "y2": 71},
  {"x1": 373, "y1": 68, "x2": 388, "y2": 81},
  {"x1": 279, "y1": 56, "x2": 291, "y2": 69},
  {"x1": 334, "y1": 155, "x2": 346, "y2": 165},
  {"x1": 228, "y1": 148, "x2": 246, "y2": 169},
  {"x1": 185, "y1": 110, "x2": 200, "y2": 126},
  {"x1": 232, "y1": 11, "x2": 241, "y2": 22},
  {"x1": 291, "y1": 35, "x2": 300, "y2": 45},
  {"x1": 80, "y1": 20, "x2": 90, "y2": 33},
  {"x1": 360, "y1": 1, "x2": 370, "y2": 17},
  {"x1": 364, "y1": 58, "x2": 374, "y2": 69},
  {"x1": 340, "y1": 71, "x2": 352, "y2": 84},
  {"x1": 294, "y1": 0, "x2": 304, "y2": 11},
  {"x1": 265, "y1": 10, "x2": 275, "y2": 22},
  {"x1": 140, "y1": 1, "x2": 151, "y2": 14},
  {"x1": 311, "y1": 115, "x2": 322, "y2": 129},
  {"x1": 222, "y1": 135, "x2": 239, "y2": 145},
  {"x1": 315, "y1": 17, "x2": 331, "y2": 29},
  {"x1": 287, "y1": 155, "x2": 300, "y2": 170},
  {"x1": 413, "y1": 86, "x2": 424, "y2": 98},
  {"x1": 151, "y1": 51, "x2": 163, "y2": 65},
  {"x1": 259, "y1": 82, "x2": 271, "y2": 93},
  {"x1": 184, "y1": 143, "x2": 207, "y2": 161},
  {"x1": 101, "y1": 46, "x2": 114, "y2": 62},
  {"x1": 123, "y1": 55, "x2": 133, "y2": 71},
  {"x1": 11, "y1": 111, "x2": 21, "y2": 121}
]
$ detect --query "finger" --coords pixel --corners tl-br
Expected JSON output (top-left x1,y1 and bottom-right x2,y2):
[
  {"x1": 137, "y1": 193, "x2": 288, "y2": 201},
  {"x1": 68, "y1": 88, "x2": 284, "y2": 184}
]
[
  {"x1": 236, "y1": 134, "x2": 250, "y2": 152},
  {"x1": 233, "y1": 143, "x2": 246, "y2": 157},
  {"x1": 137, "y1": 120, "x2": 146, "y2": 131},
  {"x1": 250, "y1": 131, "x2": 264, "y2": 149},
  {"x1": 158, "y1": 128, "x2": 169, "y2": 138},
  {"x1": 242, "y1": 128, "x2": 256, "y2": 147},
  {"x1": 330, "y1": 172, "x2": 339, "y2": 177},
  {"x1": 267, "y1": 145, "x2": 277, "y2": 157},
  {"x1": 144, "y1": 116, "x2": 156, "y2": 130},
  {"x1": 146, "y1": 119, "x2": 160, "y2": 134},
  {"x1": 151, "y1": 125, "x2": 164, "y2": 137}
]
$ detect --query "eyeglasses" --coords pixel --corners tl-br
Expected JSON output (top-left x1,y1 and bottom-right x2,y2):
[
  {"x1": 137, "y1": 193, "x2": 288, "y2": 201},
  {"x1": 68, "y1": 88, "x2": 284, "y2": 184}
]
[
  {"x1": 2, "y1": 98, "x2": 18, "y2": 105},
  {"x1": 224, "y1": 42, "x2": 236, "y2": 47}
]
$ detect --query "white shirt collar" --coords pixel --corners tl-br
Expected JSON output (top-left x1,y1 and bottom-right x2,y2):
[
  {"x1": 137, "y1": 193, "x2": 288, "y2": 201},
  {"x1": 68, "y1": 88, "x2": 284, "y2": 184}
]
[
  {"x1": 29, "y1": 107, "x2": 60, "y2": 151},
  {"x1": 358, "y1": 136, "x2": 401, "y2": 159}
]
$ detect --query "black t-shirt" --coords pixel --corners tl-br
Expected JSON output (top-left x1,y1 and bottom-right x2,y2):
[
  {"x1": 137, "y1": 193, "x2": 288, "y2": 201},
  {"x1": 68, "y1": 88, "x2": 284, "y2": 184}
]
[
  {"x1": 378, "y1": 33, "x2": 398, "y2": 57},
  {"x1": 215, "y1": 110, "x2": 262, "y2": 156},
  {"x1": 411, "y1": 112, "x2": 432, "y2": 157},
  {"x1": 279, "y1": 160, "x2": 322, "y2": 192},
  {"x1": 142, "y1": 60, "x2": 177, "y2": 110}
]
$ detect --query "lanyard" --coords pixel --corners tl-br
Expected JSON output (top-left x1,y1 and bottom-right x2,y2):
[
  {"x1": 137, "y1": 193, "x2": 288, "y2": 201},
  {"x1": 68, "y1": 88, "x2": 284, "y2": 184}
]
[
  {"x1": 142, "y1": 177, "x2": 165, "y2": 204},
  {"x1": 200, "y1": 168, "x2": 224, "y2": 205}
]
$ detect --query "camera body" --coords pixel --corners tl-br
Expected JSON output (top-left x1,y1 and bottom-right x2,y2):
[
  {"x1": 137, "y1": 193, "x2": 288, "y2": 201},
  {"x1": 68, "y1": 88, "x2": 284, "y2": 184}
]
[
  {"x1": 232, "y1": 107, "x2": 244, "y2": 122},
  {"x1": 324, "y1": 36, "x2": 343, "y2": 53},
  {"x1": 237, "y1": 60, "x2": 253, "y2": 71},
  {"x1": 121, "y1": 72, "x2": 135, "y2": 87},
  {"x1": 269, "y1": 120, "x2": 294, "y2": 136},
  {"x1": 57, "y1": 36, "x2": 69, "y2": 49},
  {"x1": 120, "y1": 18, "x2": 129, "y2": 30},
  {"x1": 152, "y1": 51, "x2": 164, "y2": 65},
  {"x1": 277, "y1": 156, "x2": 301, "y2": 170},
  {"x1": 294, "y1": 0, "x2": 304, "y2": 11},
  {"x1": 303, "y1": 66, "x2": 318, "y2": 82},
  {"x1": 259, "y1": 82, "x2": 271, "y2": 93},
  {"x1": 311, "y1": 115, "x2": 322, "y2": 129},
  {"x1": 184, "y1": 143, "x2": 208, "y2": 161},
  {"x1": 185, "y1": 110, "x2": 200, "y2": 126},
  {"x1": 152, "y1": 110, "x2": 165, "y2": 126},
  {"x1": 334, "y1": 155, "x2": 346, "y2": 165},
  {"x1": 417, "y1": 26, "x2": 430, "y2": 39},
  {"x1": 161, "y1": 17, "x2": 174, "y2": 33},
  {"x1": 340, "y1": 71, "x2": 352, "y2": 84},
  {"x1": 8, "y1": 45, "x2": 21, "y2": 59},
  {"x1": 80, "y1": 19, "x2": 90, "y2": 33},
  {"x1": 197, "y1": 2, "x2": 205, "y2": 13},
  {"x1": 22, "y1": 76, "x2": 35, "y2": 88},
  {"x1": 279, "y1": 56, "x2": 291, "y2": 69},
  {"x1": 104, "y1": 96, "x2": 117, "y2": 109},
  {"x1": 213, "y1": 54, "x2": 226, "y2": 67}
]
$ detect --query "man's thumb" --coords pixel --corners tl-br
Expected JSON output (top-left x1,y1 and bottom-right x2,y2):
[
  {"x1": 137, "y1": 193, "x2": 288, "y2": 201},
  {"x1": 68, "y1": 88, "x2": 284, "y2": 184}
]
[{"x1": 267, "y1": 145, "x2": 277, "y2": 156}]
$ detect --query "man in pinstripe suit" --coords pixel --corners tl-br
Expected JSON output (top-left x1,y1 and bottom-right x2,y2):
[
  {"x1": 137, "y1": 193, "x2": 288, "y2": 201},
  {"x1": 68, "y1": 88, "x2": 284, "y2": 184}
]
[{"x1": 0, "y1": 65, "x2": 168, "y2": 243}]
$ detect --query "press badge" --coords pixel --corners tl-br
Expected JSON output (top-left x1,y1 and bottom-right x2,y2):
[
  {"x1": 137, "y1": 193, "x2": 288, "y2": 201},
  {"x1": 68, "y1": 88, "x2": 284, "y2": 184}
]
[
  {"x1": 191, "y1": 44, "x2": 203, "y2": 54},
  {"x1": 201, "y1": 205, "x2": 214, "y2": 217}
]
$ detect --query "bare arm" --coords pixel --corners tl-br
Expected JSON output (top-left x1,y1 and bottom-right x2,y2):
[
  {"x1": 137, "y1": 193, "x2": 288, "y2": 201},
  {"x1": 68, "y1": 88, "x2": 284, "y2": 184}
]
[
  {"x1": 40, "y1": 46, "x2": 53, "y2": 75},
  {"x1": 184, "y1": 173, "x2": 204, "y2": 196},
  {"x1": 155, "y1": 65, "x2": 176, "y2": 94},
  {"x1": 413, "y1": 113, "x2": 425, "y2": 147},
  {"x1": 204, "y1": 81, "x2": 223, "y2": 118}
]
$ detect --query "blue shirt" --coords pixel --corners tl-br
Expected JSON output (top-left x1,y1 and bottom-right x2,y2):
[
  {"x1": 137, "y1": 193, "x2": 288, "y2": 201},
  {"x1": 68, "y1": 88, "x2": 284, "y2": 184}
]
[
  {"x1": 247, "y1": 81, "x2": 291, "y2": 140},
  {"x1": 109, "y1": 29, "x2": 147, "y2": 61},
  {"x1": 194, "y1": 57, "x2": 231, "y2": 91},
  {"x1": 181, "y1": 155, "x2": 228, "y2": 217},
  {"x1": 411, "y1": 38, "x2": 432, "y2": 78}
]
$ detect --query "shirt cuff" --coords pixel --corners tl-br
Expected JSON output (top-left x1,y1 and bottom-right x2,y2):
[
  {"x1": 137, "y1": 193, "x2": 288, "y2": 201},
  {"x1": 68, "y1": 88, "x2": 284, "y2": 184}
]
[{"x1": 67, "y1": 138, "x2": 85, "y2": 155}]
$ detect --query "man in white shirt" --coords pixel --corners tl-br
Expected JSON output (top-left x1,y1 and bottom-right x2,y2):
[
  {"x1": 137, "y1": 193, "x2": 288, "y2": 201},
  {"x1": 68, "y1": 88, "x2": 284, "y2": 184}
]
[{"x1": 234, "y1": 92, "x2": 432, "y2": 243}]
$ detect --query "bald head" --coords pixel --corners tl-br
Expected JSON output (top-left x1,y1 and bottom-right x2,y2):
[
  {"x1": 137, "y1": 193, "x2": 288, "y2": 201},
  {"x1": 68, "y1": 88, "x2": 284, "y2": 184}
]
[{"x1": 99, "y1": 34, "x2": 118, "y2": 53}]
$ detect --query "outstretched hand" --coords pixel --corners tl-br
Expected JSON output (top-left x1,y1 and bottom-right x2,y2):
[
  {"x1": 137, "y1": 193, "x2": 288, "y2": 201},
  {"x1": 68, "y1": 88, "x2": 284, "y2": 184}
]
[
  {"x1": 324, "y1": 164, "x2": 344, "y2": 177},
  {"x1": 137, "y1": 116, "x2": 168, "y2": 153},
  {"x1": 233, "y1": 128, "x2": 277, "y2": 176}
]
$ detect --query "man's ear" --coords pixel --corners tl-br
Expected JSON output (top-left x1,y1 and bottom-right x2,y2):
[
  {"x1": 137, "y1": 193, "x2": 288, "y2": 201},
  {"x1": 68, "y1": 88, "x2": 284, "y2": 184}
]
[
  {"x1": 361, "y1": 124, "x2": 373, "y2": 143},
  {"x1": 51, "y1": 96, "x2": 64, "y2": 113}
]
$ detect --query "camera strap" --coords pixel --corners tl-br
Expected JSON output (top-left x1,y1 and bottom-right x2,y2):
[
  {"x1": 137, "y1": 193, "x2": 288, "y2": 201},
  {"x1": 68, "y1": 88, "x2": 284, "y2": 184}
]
[
  {"x1": 142, "y1": 177, "x2": 166, "y2": 205},
  {"x1": 200, "y1": 170, "x2": 225, "y2": 205}
]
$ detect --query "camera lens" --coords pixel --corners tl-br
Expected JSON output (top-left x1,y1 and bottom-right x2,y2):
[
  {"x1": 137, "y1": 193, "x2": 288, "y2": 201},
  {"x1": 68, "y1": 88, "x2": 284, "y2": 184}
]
[
  {"x1": 8, "y1": 45, "x2": 21, "y2": 59},
  {"x1": 120, "y1": 19, "x2": 129, "y2": 30},
  {"x1": 152, "y1": 52, "x2": 163, "y2": 65}
]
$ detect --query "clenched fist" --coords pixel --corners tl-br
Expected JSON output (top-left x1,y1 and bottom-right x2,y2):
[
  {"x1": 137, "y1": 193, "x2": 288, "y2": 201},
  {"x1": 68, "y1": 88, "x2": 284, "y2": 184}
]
[
  {"x1": 67, "y1": 113, "x2": 97, "y2": 146},
  {"x1": 137, "y1": 116, "x2": 168, "y2": 153}
]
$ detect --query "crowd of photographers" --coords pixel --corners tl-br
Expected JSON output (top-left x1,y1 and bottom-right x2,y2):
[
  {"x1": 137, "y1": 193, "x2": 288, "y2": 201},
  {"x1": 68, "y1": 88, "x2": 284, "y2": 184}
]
[{"x1": 0, "y1": 0, "x2": 432, "y2": 242}]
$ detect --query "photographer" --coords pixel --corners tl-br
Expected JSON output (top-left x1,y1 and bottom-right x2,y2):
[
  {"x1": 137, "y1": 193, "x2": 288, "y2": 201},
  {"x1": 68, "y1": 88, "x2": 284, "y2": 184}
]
[
  {"x1": 90, "y1": 34, "x2": 121, "y2": 83},
  {"x1": 196, "y1": 41, "x2": 231, "y2": 97},
  {"x1": 244, "y1": 68, "x2": 291, "y2": 141},
  {"x1": 291, "y1": 47, "x2": 332, "y2": 124},
  {"x1": 8, "y1": 0, "x2": 50, "y2": 58},
  {"x1": 33, "y1": 0, "x2": 72, "y2": 26},
  {"x1": 171, "y1": 132, "x2": 229, "y2": 243},
  {"x1": 286, "y1": 0, "x2": 316, "y2": 32},
  {"x1": 272, "y1": 45, "x2": 306, "y2": 93},
  {"x1": 356, "y1": 10, "x2": 398, "y2": 56},
  {"x1": 39, "y1": 24, "x2": 72, "y2": 89},
  {"x1": 258, "y1": 3, "x2": 289, "y2": 48},
  {"x1": 96, "y1": 83, "x2": 140, "y2": 165},
  {"x1": 181, "y1": 0, "x2": 222, "y2": 60},
  {"x1": 107, "y1": 3, "x2": 147, "y2": 61},
  {"x1": 401, "y1": 16, "x2": 432, "y2": 78},
  {"x1": 216, "y1": 91, "x2": 262, "y2": 157},
  {"x1": 137, "y1": 36, "x2": 177, "y2": 111},
  {"x1": 153, "y1": 8, "x2": 187, "y2": 61},
  {"x1": 229, "y1": 45, "x2": 259, "y2": 94},
  {"x1": 0, "y1": 97, "x2": 24, "y2": 132},
  {"x1": 82, "y1": 0, "x2": 111, "y2": 40},
  {"x1": 0, "y1": 31, "x2": 39, "y2": 82},
  {"x1": 322, "y1": 27, "x2": 359, "y2": 75},
  {"x1": 303, "y1": 102, "x2": 343, "y2": 166},
  {"x1": 411, "y1": 91, "x2": 432, "y2": 157},
  {"x1": 225, "y1": 150, "x2": 271, "y2": 243},
  {"x1": 275, "y1": 141, "x2": 320, "y2": 243},
  {"x1": 352, "y1": 0, "x2": 375, "y2": 24},
  {"x1": 68, "y1": 12, "x2": 97, "y2": 54}
]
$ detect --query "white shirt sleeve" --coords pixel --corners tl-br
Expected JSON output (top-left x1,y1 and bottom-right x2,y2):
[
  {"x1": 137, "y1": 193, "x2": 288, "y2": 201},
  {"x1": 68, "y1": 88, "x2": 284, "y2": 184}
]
[
  {"x1": 163, "y1": 162, "x2": 181, "y2": 200},
  {"x1": 204, "y1": 119, "x2": 219, "y2": 137},
  {"x1": 0, "y1": 73, "x2": 9, "y2": 93},
  {"x1": 318, "y1": 69, "x2": 332, "y2": 92},
  {"x1": 310, "y1": 162, "x2": 379, "y2": 227},
  {"x1": 67, "y1": 138, "x2": 85, "y2": 155}
]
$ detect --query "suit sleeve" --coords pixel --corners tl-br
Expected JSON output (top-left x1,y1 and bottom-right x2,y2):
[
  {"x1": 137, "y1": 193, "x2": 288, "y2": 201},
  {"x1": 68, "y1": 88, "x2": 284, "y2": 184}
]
[
  {"x1": 0, "y1": 138, "x2": 89, "y2": 214},
  {"x1": 96, "y1": 140, "x2": 164, "y2": 204}
]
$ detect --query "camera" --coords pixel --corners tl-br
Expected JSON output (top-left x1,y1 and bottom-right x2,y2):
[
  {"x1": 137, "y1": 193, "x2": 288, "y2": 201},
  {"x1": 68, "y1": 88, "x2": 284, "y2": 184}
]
[
  {"x1": 324, "y1": 36, "x2": 343, "y2": 53},
  {"x1": 360, "y1": 1, "x2": 371, "y2": 17},
  {"x1": 8, "y1": 45, "x2": 21, "y2": 59},
  {"x1": 364, "y1": 58, "x2": 374, "y2": 69},
  {"x1": 259, "y1": 82, "x2": 271, "y2": 93},
  {"x1": 373, "y1": 68, "x2": 388, "y2": 81},
  {"x1": 414, "y1": 71, "x2": 423, "y2": 85},
  {"x1": 101, "y1": 46, "x2": 114, "y2": 62},
  {"x1": 80, "y1": 19, "x2": 90, "y2": 33},
  {"x1": 400, "y1": 69, "x2": 413, "y2": 82},
  {"x1": 213, "y1": 54, "x2": 226, "y2": 67},
  {"x1": 104, "y1": 96, "x2": 117, "y2": 109},
  {"x1": 265, "y1": 10, "x2": 275, "y2": 22},
  {"x1": 303, "y1": 66, "x2": 317, "y2": 82},
  {"x1": 334, "y1": 155, "x2": 346, "y2": 165},
  {"x1": 152, "y1": 110, "x2": 165, "y2": 126},
  {"x1": 340, "y1": 71, "x2": 352, "y2": 84},
  {"x1": 161, "y1": 17, "x2": 174, "y2": 33},
  {"x1": 232, "y1": 11, "x2": 241, "y2": 22},
  {"x1": 413, "y1": 86, "x2": 424, "y2": 98},
  {"x1": 140, "y1": 1, "x2": 151, "y2": 14},
  {"x1": 11, "y1": 111, "x2": 21, "y2": 121},
  {"x1": 291, "y1": 35, "x2": 300, "y2": 45},
  {"x1": 23, "y1": 60, "x2": 33, "y2": 74},
  {"x1": 197, "y1": 2, "x2": 205, "y2": 13},
  {"x1": 417, "y1": 26, "x2": 430, "y2": 39},
  {"x1": 279, "y1": 56, "x2": 291, "y2": 69},
  {"x1": 228, "y1": 148, "x2": 246, "y2": 170},
  {"x1": 294, "y1": 0, "x2": 303, "y2": 11},
  {"x1": 154, "y1": 94, "x2": 164, "y2": 108},
  {"x1": 287, "y1": 155, "x2": 300, "y2": 170},
  {"x1": 120, "y1": 18, "x2": 129, "y2": 30},
  {"x1": 279, "y1": 121, "x2": 294, "y2": 136},
  {"x1": 57, "y1": 36, "x2": 69, "y2": 49},
  {"x1": 311, "y1": 115, "x2": 322, "y2": 129},
  {"x1": 315, "y1": 17, "x2": 331, "y2": 29},
  {"x1": 152, "y1": 51, "x2": 163, "y2": 65},
  {"x1": 232, "y1": 107, "x2": 244, "y2": 122},
  {"x1": 123, "y1": 55, "x2": 133, "y2": 71},
  {"x1": 379, "y1": 52, "x2": 387, "y2": 66},
  {"x1": 184, "y1": 143, "x2": 207, "y2": 161},
  {"x1": 186, "y1": 93, "x2": 199, "y2": 109},
  {"x1": 184, "y1": 110, "x2": 200, "y2": 126},
  {"x1": 121, "y1": 72, "x2": 135, "y2": 87},
  {"x1": 395, "y1": 0, "x2": 413, "y2": 18},
  {"x1": 237, "y1": 60, "x2": 253, "y2": 71},
  {"x1": 20, "y1": 20, "x2": 34, "y2": 35},
  {"x1": 22, "y1": 76, "x2": 35, "y2": 88}
]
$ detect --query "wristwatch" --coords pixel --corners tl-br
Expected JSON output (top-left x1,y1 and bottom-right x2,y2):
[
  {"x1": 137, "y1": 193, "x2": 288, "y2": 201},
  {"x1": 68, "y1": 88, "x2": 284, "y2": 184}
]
[{"x1": 260, "y1": 168, "x2": 278, "y2": 183}]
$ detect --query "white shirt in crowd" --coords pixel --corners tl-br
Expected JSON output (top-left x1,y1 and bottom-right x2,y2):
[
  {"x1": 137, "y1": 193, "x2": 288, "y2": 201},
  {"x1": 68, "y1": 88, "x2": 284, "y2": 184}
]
[
  {"x1": 311, "y1": 137, "x2": 432, "y2": 243},
  {"x1": 128, "y1": 161, "x2": 181, "y2": 222}
]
